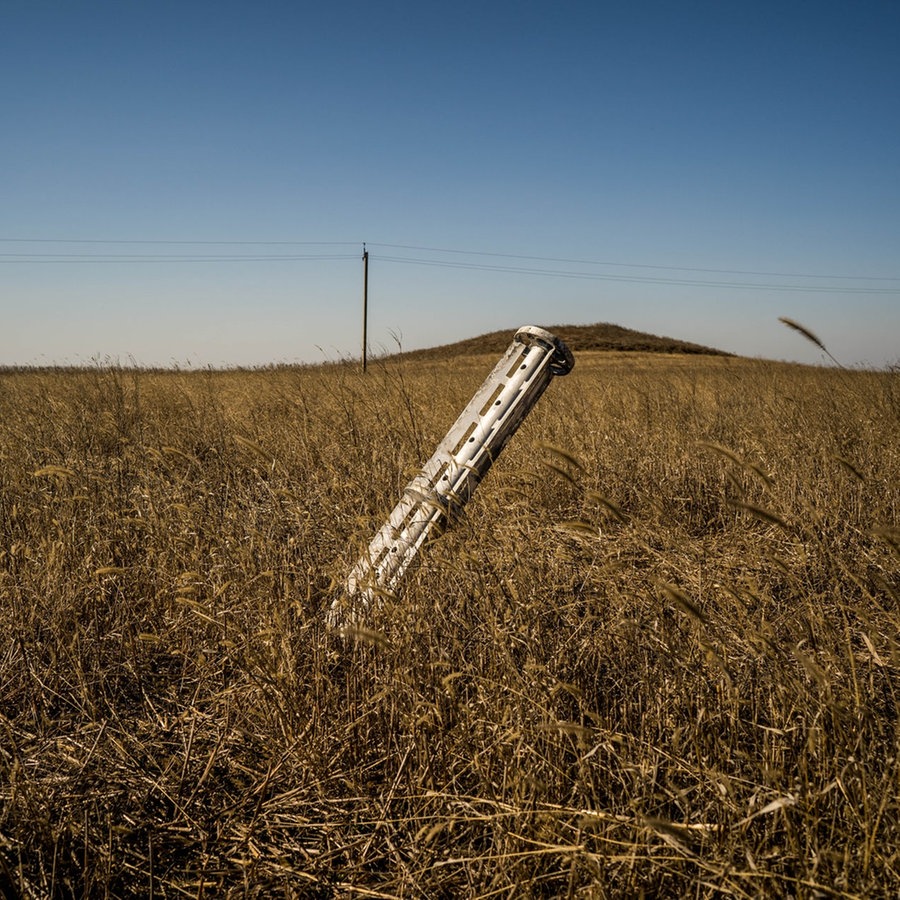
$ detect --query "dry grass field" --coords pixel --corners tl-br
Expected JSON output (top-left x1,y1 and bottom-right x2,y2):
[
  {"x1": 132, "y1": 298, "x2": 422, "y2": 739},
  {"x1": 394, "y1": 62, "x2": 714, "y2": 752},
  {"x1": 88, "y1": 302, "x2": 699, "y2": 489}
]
[{"x1": 1, "y1": 341, "x2": 899, "y2": 897}]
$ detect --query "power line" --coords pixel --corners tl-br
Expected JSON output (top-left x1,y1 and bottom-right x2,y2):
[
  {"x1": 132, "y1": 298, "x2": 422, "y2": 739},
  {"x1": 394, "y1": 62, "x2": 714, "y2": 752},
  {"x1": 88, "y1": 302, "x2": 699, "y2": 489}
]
[
  {"x1": 1, "y1": 236, "x2": 896, "y2": 293},
  {"x1": 0, "y1": 253, "x2": 358, "y2": 263},
  {"x1": 3, "y1": 237, "x2": 897, "y2": 281},
  {"x1": 0, "y1": 237, "x2": 360, "y2": 264},
  {"x1": 368, "y1": 241, "x2": 900, "y2": 282},
  {"x1": 0, "y1": 238, "x2": 359, "y2": 247},
  {"x1": 376, "y1": 254, "x2": 900, "y2": 294}
]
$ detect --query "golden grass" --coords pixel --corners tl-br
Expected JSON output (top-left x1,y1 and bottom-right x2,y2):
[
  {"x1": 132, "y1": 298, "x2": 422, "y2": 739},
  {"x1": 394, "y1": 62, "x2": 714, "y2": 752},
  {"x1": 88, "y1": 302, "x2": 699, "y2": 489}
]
[{"x1": 0, "y1": 352, "x2": 898, "y2": 897}]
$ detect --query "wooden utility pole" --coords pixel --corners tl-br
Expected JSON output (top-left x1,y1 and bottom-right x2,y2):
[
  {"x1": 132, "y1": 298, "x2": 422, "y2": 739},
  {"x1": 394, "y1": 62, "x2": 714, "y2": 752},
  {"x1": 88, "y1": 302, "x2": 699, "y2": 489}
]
[{"x1": 361, "y1": 243, "x2": 369, "y2": 373}]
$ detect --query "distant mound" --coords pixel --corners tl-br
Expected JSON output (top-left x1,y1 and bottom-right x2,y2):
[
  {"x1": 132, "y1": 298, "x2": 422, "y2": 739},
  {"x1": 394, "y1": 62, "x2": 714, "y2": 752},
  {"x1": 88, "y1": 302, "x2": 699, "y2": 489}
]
[{"x1": 396, "y1": 323, "x2": 728, "y2": 361}]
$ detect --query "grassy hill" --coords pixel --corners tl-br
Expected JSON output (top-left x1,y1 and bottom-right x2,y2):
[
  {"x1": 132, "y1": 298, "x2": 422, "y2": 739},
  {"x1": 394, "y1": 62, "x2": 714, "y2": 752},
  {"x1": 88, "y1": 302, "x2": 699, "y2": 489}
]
[{"x1": 394, "y1": 321, "x2": 729, "y2": 361}]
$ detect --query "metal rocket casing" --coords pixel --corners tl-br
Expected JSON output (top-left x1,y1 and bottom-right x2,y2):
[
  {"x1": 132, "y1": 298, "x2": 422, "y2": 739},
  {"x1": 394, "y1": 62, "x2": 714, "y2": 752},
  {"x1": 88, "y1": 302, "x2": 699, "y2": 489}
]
[{"x1": 328, "y1": 325, "x2": 574, "y2": 627}]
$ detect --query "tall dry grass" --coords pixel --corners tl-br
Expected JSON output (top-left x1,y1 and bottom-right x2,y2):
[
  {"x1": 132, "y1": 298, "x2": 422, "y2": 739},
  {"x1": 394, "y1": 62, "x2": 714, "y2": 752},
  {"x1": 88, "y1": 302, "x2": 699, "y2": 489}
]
[{"x1": 0, "y1": 351, "x2": 898, "y2": 897}]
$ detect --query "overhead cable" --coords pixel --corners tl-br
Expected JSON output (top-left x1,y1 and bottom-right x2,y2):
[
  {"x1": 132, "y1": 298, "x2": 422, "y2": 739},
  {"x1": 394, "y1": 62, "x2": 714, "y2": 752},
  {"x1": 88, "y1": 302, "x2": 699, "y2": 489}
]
[{"x1": 375, "y1": 254, "x2": 899, "y2": 294}]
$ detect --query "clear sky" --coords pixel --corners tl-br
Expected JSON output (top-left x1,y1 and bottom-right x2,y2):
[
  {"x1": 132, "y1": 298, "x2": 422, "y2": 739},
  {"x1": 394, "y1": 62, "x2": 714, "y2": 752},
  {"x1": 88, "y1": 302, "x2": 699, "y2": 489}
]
[{"x1": 3, "y1": 0, "x2": 898, "y2": 368}]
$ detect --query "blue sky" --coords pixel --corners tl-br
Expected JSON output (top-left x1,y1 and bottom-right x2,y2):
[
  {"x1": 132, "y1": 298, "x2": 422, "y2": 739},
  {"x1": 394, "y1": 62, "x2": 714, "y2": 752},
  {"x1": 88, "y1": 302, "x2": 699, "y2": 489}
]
[{"x1": 3, "y1": 0, "x2": 898, "y2": 367}]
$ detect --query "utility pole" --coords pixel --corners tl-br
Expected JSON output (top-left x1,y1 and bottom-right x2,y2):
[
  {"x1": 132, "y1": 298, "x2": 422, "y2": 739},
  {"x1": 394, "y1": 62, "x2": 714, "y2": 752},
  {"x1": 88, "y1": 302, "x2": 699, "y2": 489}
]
[{"x1": 361, "y1": 243, "x2": 369, "y2": 373}]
